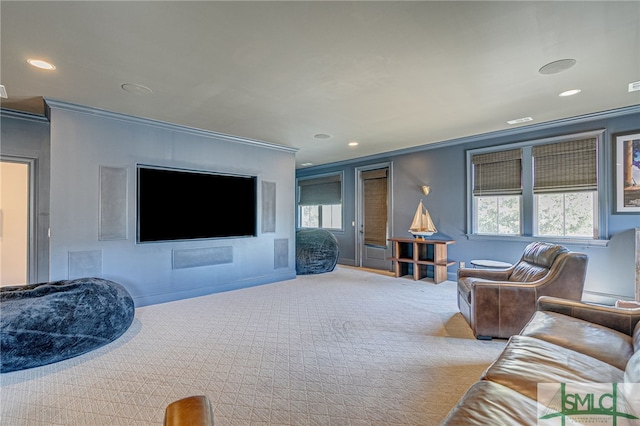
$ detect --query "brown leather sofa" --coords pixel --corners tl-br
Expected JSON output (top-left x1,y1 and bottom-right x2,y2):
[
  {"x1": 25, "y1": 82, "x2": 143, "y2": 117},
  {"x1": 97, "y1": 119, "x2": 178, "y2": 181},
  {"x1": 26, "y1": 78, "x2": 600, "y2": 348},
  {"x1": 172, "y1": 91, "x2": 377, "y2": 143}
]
[
  {"x1": 458, "y1": 242, "x2": 588, "y2": 339},
  {"x1": 441, "y1": 296, "x2": 640, "y2": 425}
]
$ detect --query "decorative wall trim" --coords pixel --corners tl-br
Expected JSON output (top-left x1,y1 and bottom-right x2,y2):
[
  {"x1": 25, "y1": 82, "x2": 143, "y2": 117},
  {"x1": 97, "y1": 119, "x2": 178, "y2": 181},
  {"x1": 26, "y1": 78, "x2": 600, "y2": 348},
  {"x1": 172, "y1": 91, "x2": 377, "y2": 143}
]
[
  {"x1": 262, "y1": 181, "x2": 276, "y2": 233},
  {"x1": 99, "y1": 166, "x2": 128, "y2": 240},
  {"x1": 274, "y1": 238, "x2": 288, "y2": 269},
  {"x1": 44, "y1": 98, "x2": 298, "y2": 154},
  {"x1": 68, "y1": 250, "x2": 102, "y2": 279},
  {"x1": 172, "y1": 246, "x2": 233, "y2": 269}
]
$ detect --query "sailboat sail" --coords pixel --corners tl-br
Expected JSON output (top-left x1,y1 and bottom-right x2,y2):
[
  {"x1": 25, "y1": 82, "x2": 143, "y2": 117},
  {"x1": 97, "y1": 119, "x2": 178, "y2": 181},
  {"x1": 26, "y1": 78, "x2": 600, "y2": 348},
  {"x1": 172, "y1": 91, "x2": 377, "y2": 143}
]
[{"x1": 409, "y1": 200, "x2": 437, "y2": 237}]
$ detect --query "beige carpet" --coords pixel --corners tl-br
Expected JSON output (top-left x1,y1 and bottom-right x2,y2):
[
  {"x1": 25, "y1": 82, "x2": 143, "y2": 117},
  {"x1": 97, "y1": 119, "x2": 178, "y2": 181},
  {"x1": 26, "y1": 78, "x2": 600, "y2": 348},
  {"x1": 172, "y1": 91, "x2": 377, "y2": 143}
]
[{"x1": 0, "y1": 266, "x2": 506, "y2": 425}]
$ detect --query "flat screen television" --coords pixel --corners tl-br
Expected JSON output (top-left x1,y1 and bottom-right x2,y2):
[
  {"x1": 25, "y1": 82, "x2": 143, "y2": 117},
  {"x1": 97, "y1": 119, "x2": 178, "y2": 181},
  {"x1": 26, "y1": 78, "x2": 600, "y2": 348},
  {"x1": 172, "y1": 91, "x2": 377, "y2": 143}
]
[{"x1": 137, "y1": 165, "x2": 257, "y2": 242}]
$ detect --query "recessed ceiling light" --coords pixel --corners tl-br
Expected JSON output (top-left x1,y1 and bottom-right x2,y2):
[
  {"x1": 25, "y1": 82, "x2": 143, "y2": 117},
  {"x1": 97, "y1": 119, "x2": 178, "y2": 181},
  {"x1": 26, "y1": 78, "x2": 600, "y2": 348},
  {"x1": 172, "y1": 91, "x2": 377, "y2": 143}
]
[
  {"x1": 0, "y1": 84, "x2": 7, "y2": 99},
  {"x1": 559, "y1": 89, "x2": 581, "y2": 97},
  {"x1": 27, "y1": 59, "x2": 56, "y2": 70},
  {"x1": 538, "y1": 59, "x2": 576, "y2": 75},
  {"x1": 629, "y1": 81, "x2": 640, "y2": 92},
  {"x1": 300, "y1": 162, "x2": 314, "y2": 167},
  {"x1": 314, "y1": 133, "x2": 331, "y2": 139},
  {"x1": 121, "y1": 83, "x2": 153, "y2": 95},
  {"x1": 348, "y1": 141, "x2": 359, "y2": 147},
  {"x1": 507, "y1": 117, "x2": 533, "y2": 125}
]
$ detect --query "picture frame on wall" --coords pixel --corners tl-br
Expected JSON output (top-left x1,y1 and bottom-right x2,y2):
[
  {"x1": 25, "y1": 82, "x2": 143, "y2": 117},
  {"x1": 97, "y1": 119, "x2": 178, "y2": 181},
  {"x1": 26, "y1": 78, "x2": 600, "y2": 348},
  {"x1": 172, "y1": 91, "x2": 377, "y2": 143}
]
[{"x1": 615, "y1": 131, "x2": 640, "y2": 213}]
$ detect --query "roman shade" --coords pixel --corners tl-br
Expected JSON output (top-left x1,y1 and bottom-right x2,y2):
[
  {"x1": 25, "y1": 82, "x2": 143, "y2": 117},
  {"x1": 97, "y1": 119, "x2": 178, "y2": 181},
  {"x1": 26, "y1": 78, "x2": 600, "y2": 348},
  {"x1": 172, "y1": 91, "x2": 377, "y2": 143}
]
[
  {"x1": 362, "y1": 169, "x2": 388, "y2": 247},
  {"x1": 472, "y1": 149, "x2": 522, "y2": 196},
  {"x1": 298, "y1": 174, "x2": 341, "y2": 206},
  {"x1": 532, "y1": 138, "x2": 598, "y2": 193}
]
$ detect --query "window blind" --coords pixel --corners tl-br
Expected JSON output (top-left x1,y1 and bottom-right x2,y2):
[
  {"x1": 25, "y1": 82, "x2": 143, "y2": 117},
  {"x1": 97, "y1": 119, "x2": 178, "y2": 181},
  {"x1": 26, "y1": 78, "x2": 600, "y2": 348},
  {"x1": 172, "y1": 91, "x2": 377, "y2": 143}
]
[
  {"x1": 532, "y1": 138, "x2": 597, "y2": 193},
  {"x1": 298, "y1": 174, "x2": 342, "y2": 206},
  {"x1": 362, "y1": 169, "x2": 388, "y2": 247},
  {"x1": 472, "y1": 149, "x2": 522, "y2": 196}
]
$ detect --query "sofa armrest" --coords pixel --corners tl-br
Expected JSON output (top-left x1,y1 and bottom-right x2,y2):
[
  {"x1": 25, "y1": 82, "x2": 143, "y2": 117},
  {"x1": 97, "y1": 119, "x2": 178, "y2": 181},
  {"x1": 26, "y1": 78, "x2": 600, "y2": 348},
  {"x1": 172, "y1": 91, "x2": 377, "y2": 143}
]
[
  {"x1": 536, "y1": 296, "x2": 640, "y2": 336},
  {"x1": 164, "y1": 395, "x2": 214, "y2": 426}
]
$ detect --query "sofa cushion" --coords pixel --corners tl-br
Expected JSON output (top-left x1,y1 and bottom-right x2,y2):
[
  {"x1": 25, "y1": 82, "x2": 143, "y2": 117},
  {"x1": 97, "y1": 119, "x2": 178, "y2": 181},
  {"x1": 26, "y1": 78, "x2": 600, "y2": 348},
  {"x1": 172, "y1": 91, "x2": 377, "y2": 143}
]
[
  {"x1": 520, "y1": 311, "x2": 634, "y2": 370},
  {"x1": 440, "y1": 380, "x2": 539, "y2": 426},
  {"x1": 624, "y1": 351, "x2": 640, "y2": 383},
  {"x1": 482, "y1": 335, "x2": 624, "y2": 400}
]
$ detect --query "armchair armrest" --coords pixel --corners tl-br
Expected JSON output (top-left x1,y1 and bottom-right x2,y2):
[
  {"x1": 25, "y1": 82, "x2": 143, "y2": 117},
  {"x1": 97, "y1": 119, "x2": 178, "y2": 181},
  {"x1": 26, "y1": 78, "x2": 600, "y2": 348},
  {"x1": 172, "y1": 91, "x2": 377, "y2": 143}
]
[
  {"x1": 461, "y1": 278, "x2": 540, "y2": 338},
  {"x1": 457, "y1": 267, "x2": 511, "y2": 281},
  {"x1": 536, "y1": 296, "x2": 640, "y2": 336}
]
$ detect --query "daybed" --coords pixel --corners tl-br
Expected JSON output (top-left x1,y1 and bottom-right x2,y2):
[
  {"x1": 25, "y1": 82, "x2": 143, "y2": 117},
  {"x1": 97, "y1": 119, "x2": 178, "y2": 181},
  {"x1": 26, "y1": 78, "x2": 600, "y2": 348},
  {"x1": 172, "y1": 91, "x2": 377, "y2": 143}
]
[{"x1": 441, "y1": 296, "x2": 640, "y2": 425}]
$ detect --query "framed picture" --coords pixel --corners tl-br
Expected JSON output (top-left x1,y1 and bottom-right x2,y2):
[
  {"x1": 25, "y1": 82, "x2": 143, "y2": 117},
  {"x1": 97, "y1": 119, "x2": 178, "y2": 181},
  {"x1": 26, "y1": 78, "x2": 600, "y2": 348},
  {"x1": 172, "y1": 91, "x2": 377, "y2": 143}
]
[{"x1": 615, "y1": 131, "x2": 640, "y2": 213}]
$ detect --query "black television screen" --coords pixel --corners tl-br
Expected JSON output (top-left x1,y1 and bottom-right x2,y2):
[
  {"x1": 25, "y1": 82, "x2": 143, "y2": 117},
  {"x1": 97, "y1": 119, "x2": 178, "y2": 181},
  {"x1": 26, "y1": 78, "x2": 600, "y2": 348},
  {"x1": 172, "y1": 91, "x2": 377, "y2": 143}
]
[{"x1": 137, "y1": 165, "x2": 257, "y2": 242}]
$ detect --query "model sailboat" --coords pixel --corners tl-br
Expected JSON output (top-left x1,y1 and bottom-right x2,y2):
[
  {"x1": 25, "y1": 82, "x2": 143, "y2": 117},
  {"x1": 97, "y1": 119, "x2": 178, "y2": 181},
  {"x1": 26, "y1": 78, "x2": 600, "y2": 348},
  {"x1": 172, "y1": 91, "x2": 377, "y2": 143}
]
[{"x1": 408, "y1": 200, "x2": 437, "y2": 238}]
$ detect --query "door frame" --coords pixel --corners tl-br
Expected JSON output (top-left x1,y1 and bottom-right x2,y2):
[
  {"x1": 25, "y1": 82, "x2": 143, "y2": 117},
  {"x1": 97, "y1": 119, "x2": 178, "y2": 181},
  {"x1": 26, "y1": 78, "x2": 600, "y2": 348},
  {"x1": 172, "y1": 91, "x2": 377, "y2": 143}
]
[
  {"x1": 354, "y1": 161, "x2": 393, "y2": 268},
  {"x1": 1, "y1": 156, "x2": 37, "y2": 284}
]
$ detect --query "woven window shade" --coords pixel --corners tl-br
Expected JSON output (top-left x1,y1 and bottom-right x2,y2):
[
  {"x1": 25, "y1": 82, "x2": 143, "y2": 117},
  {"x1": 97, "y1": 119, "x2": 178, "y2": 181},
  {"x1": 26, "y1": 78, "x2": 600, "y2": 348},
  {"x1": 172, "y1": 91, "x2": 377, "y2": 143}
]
[
  {"x1": 362, "y1": 169, "x2": 388, "y2": 247},
  {"x1": 533, "y1": 138, "x2": 597, "y2": 193},
  {"x1": 298, "y1": 175, "x2": 341, "y2": 206},
  {"x1": 472, "y1": 149, "x2": 522, "y2": 196}
]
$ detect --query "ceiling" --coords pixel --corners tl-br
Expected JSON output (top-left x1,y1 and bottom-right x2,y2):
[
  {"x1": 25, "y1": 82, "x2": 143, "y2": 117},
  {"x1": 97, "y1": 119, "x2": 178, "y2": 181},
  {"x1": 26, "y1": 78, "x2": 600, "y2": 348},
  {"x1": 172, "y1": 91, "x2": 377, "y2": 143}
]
[{"x1": 1, "y1": 1, "x2": 639, "y2": 168}]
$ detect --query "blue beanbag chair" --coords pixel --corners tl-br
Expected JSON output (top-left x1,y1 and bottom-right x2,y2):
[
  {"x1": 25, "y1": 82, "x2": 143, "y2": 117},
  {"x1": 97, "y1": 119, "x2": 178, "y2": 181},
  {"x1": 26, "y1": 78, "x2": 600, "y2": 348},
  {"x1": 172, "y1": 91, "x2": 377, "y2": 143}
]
[
  {"x1": 296, "y1": 229, "x2": 339, "y2": 275},
  {"x1": 1, "y1": 277, "x2": 134, "y2": 373}
]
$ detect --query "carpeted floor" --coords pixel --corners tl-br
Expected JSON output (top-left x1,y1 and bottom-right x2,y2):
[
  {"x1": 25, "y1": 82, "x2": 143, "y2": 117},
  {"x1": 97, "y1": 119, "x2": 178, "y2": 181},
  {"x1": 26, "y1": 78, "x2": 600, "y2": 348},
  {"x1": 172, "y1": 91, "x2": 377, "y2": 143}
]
[{"x1": 0, "y1": 266, "x2": 506, "y2": 425}]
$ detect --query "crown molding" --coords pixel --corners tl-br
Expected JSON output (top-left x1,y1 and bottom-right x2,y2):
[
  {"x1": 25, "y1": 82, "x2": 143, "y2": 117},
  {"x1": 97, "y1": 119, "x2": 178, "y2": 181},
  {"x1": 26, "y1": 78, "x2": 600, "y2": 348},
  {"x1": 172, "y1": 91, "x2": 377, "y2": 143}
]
[
  {"x1": 44, "y1": 98, "x2": 298, "y2": 154},
  {"x1": 299, "y1": 104, "x2": 640, "y2": 172},
  {"x1": 0, "y1": 108, "x2": 50, "y2": 123}
]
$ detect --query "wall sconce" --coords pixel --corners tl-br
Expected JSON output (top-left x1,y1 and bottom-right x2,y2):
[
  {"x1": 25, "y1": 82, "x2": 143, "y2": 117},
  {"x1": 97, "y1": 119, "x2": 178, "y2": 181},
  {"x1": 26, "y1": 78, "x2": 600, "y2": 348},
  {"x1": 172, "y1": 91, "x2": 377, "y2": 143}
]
[{"x1": 421, "y1": 185, "x2": 431, "y2": 196}]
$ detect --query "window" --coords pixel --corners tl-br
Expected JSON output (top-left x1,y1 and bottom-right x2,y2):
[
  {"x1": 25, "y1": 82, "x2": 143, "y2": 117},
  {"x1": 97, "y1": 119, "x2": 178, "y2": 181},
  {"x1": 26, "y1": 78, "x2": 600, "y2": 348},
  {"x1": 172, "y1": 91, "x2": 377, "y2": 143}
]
[
  {"x1": 468, "y1": 130, "x2": 604, "y2": 241},
  {"x1": 475, "y1": 196, "x2": 521, "y2": 235},
  {"x1": 297, "y1": 173, "x2": 343, "y2": 230},
  {"x1": 535, "y1": 192, "x2": 596, "y2": 237},
  {"x1": 532, "y1": 137, "x2": 599, "y2": 238},
  {"x1": 472, "y1": 148, "x2": 522, "y2": 235}
]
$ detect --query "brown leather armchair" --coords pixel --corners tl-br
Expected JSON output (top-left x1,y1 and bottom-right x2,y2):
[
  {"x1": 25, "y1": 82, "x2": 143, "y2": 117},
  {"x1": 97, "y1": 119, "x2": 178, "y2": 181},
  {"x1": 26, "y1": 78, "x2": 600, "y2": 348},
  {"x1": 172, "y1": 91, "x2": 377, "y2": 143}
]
[{"x1": 457, "y1": 242, "x2": 588, "y2": 339}]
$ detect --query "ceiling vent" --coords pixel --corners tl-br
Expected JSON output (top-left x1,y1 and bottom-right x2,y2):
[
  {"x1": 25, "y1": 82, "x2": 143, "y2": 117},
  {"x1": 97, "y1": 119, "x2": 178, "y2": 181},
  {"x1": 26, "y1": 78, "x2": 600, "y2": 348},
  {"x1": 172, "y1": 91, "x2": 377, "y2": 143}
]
[
  {"x1": 0, "y1": 84, "x2": 7, "y2": 99},
  {"x1": 507, "y1": 117, "x2": 533, "y2": 125},
  {"x1": 629, "y1": 81, "x2": 640, "y2": 92}
]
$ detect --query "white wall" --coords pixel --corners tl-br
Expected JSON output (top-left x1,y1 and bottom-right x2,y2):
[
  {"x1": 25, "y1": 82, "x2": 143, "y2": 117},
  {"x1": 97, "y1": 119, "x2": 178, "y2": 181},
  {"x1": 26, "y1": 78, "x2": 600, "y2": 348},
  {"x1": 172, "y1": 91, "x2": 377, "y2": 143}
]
[{"x1": 47, "y1": 101, "x2": 297, "y2": 306}]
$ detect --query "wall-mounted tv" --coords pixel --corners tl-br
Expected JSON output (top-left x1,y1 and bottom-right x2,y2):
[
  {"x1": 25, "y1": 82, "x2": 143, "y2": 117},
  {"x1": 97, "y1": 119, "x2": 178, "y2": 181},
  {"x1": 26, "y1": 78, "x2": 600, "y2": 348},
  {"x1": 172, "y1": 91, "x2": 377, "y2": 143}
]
[{"x1": 137, "y1": 165, "x2": 257, "y2": 242}]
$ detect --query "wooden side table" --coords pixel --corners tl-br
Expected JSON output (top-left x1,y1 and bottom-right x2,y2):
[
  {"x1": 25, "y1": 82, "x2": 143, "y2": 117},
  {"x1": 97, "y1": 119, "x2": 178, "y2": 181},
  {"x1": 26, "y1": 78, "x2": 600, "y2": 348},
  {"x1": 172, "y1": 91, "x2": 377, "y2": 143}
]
[{"x1": 388, "y1": 237, "x2": 455, "y2": 283}]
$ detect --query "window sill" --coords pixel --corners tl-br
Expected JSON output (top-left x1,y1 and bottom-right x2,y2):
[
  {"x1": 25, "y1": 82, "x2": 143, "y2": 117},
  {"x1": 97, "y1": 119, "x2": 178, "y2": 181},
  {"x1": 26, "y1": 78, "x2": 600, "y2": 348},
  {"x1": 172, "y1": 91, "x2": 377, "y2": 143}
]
[{"x1": 464, "y1": 234, "x2": 610, "y2": 247}]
